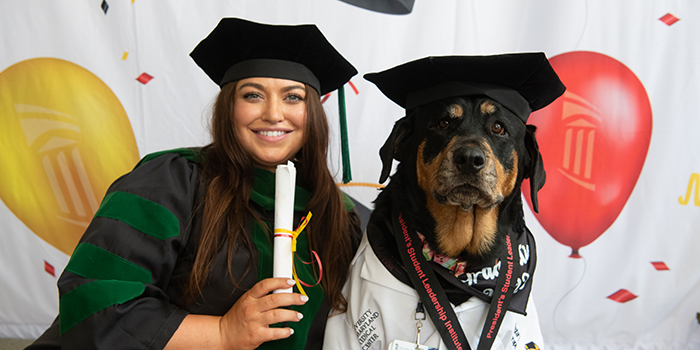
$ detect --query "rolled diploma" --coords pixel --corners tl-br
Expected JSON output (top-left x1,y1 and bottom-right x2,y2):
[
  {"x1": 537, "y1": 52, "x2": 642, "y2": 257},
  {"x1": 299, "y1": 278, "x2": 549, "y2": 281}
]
[{"x1": 273, "y1": 161, "x2": 296, "y2": 293}]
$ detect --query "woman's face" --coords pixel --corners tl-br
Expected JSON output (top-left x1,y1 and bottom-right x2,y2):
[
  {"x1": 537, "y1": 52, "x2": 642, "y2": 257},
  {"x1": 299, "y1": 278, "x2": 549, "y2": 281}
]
[{"x1": 233, "y1": 77, "x2": 307, "y2": 172}]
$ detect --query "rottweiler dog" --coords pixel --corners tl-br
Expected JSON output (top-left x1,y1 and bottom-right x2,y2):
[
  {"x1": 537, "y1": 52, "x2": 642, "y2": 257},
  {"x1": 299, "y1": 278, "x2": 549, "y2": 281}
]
[
  {"x1": 369, "y1": 94, "x2": 545, "y2": 271},
  {"x1": 324, "y1": 53, "x2": 563, "y2": 350}
]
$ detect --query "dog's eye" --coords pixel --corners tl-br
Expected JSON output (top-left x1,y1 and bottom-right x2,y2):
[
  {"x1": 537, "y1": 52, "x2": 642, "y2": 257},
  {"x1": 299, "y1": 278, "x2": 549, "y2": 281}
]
[
  {"x1": 438, "y1": 118, "x2": 450, "y2": 130},
  {"x1": 491, "y1": 122, "x2": 506, "y2": 135}
]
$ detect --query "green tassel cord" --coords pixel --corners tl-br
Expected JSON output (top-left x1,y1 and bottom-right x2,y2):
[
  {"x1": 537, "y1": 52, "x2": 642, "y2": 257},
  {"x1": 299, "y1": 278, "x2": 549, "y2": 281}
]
[{"x1": 338, "y1": 85, "x2": 352, "y2": 183}]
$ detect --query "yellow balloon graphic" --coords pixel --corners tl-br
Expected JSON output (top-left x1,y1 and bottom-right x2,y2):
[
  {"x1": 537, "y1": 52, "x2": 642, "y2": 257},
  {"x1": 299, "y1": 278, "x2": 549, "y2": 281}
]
[{"x1": 0, "y1": 58, "x2": 139, "y2": 255}]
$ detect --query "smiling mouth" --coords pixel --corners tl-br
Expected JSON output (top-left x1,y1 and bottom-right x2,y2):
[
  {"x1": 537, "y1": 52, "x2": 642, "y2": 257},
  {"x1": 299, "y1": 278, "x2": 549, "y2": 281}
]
[{"x1": 256, "y1": 130, "x2": 288, "y2": 137}]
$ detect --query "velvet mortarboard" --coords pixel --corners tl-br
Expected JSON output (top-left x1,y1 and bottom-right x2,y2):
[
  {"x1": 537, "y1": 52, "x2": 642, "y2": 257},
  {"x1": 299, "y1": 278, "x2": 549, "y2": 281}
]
[
  {"x1": 190, "y1": 18, "x2": 357, "y2": 95},
  {"x1": 339, "y1": 0, "x2": 415, "y2": 15},
  {"x1": 364, "y1": 53, "x2": 565, "y2": 122}
]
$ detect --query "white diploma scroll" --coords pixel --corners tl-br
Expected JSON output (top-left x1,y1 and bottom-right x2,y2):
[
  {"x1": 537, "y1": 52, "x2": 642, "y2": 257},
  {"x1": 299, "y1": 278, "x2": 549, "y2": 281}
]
[{"x1": 273, "y1": 161, "x2": 296, "y2": 293}]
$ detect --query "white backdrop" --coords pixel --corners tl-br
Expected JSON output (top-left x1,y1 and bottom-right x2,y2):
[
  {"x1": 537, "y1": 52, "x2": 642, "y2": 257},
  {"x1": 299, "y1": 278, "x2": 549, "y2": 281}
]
[{"x1": 1, "y1": 1, "x2": 699, "y2": 349}]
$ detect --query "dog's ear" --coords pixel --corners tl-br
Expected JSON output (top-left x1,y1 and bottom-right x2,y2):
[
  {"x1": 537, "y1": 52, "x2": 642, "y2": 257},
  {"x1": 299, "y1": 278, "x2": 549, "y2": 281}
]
[
  {"x1": 378, "y1": 113, "x2": 414, "y2": 184},
  {"x1": 524, "y1": 124, "x2": 546, "y2": 213}
]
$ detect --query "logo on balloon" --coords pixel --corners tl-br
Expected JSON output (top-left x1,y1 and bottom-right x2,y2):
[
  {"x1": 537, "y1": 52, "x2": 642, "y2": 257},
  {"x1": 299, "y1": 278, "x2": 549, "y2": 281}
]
[
  {"x1": 522, "y1": 51, "x2": 652, "y2": 258},
  {"x1": 0, "y1": 58, "x2": 139, "y2": 255}
]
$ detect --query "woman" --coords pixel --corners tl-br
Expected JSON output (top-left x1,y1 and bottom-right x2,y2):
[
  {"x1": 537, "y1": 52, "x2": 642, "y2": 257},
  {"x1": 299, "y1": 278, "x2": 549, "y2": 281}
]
[{"x1": 27, "y1": 18, "x2": 362, "y2": 350}]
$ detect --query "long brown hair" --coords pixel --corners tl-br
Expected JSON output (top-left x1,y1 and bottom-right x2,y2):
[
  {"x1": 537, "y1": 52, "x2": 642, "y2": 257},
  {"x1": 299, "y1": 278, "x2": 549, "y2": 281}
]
[{"x1": 184, "y1": 81, "x2": 354, "y2": 312}]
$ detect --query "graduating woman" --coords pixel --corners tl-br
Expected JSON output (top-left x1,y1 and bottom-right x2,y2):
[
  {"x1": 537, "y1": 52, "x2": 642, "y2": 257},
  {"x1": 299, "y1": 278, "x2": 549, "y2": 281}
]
[{"x1": 27, "y1": 18, "x2": 362, "y2": 350}]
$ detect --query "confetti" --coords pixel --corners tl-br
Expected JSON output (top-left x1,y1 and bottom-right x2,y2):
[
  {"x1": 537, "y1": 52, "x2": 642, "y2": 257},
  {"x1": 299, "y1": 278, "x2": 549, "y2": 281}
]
[
  {"x1": 321, "y1": 93, "x2": 331, "y2": 104},
  {"x1": 44, "y1": 260, "x2": 55, "y2": 277},
  {"x1": 651, "y1": 261, "x2": 669, "y2": 271},
  {"x1": 659, "y1": 13, "x2": 680, "y2": 26},
  {"x1": 136, "y1": 73, "x2": 153, "y2": 84},
  {"x1": 122, "y1": 52, "x2": 129, "y2": 60},
  {"x1": 607, "y1": 289, "x2": 637, "y2": 303},
  {"x1": 348, "y1": 81, "x2": 359, "y2": 95},
  {"x1": 101, "y1": 0, "x2": 109, "y2": 14}
]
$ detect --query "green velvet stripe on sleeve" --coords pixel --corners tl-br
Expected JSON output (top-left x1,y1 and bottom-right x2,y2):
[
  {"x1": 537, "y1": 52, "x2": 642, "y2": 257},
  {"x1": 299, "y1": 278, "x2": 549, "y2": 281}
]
[
  {"x1": 65, "y1": 242, "x2": 152, "y2": 284},
  {"x1": 59, "y1": 280, "x2": 145, "y2": 334},
  {"x1": 59, "y1": 243, "x2": 153, "y2": 334},
  {"x1": 95, "y1": 191, "x2": 179, "y2": 240}
]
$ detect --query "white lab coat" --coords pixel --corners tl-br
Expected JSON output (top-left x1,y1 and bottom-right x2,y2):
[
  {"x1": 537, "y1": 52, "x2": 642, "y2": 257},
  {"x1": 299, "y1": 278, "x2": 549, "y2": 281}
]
[{"x1": 324, "y1": 233, "x2": 545, "y2": 350}]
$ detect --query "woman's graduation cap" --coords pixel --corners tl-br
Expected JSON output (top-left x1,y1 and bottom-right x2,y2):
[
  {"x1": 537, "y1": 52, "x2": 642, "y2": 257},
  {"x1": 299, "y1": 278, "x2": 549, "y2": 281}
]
[
  {"x1": 190, "y1": 18, "x2": 358, "y2": 182},
  {"x1": 364, "y1": 53, "x2": 565, "y2": 123}
]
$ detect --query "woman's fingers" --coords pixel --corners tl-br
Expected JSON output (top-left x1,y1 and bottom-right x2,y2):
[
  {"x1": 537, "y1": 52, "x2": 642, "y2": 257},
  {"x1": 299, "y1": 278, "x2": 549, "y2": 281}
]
[
  {"x1": 218, "y1": 278, "x2": 309, "y2": 349},
  {"x1": 262, "y1": 307, "x2": 305, "y2": 326},
  {"x1": 266, "y1": 327, "x2": 297, "y2": 342},
  {"x1": 247, "y1": 278, "x2": 309, "y2": 312},
  {"x1": 247, "y1": 277, "x2": 295, "y2": 298}
]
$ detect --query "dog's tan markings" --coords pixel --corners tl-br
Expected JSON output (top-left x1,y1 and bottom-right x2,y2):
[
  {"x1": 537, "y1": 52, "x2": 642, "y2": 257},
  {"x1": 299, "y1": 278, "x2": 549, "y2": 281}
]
[
  {"x1": 496, "y1": 150, "x2": 518, "y2": 197},
  {"x1": 416, "y1": 139, "x2": 451, "y2": 201},
  {"x1": 417, "y1": 140, "x2": 501, "y2": 258},
  {"x1": 448, "y1": 104, "x2": 464, "y2": 118},
  {"x1": 480, "y1": 100, "x2": 497, "y2": 115}
]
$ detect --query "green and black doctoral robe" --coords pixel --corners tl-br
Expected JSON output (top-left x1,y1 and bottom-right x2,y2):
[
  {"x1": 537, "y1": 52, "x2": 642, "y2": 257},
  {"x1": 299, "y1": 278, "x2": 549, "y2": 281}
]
[{"x1": 27, "y1": 149, "x2": 362, "y2": 350}]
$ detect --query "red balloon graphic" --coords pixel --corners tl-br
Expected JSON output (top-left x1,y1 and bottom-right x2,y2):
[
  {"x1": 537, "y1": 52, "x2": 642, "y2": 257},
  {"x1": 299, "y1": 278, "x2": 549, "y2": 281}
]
[{"x1": 522, "y1": 51, "x2": 652, "y2": 258}]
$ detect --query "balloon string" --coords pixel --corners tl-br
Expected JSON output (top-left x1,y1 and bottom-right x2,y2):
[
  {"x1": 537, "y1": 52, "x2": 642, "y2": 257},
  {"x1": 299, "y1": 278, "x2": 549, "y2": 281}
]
[{"x1": 553, "y1": 255, "x2": 587, "y2": 342}]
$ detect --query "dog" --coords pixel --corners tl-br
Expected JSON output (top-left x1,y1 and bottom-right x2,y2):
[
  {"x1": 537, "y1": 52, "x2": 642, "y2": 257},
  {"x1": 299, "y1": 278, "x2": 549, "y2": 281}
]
[
  {"x1": 323, "y1": 53, "x2": 563, "y2": 350},
  {"x1": 324, "y1": 97, "x2": 550, "y2": 350},
  {"x1": 369, "y1": 95, "x2": 545, "y2": 269}
]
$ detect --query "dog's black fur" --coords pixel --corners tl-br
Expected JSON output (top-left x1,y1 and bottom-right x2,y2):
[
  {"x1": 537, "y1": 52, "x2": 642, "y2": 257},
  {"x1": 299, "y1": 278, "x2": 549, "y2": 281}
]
[{"x1": 368, "y1": 96, "x2": 546, "y2": 268}]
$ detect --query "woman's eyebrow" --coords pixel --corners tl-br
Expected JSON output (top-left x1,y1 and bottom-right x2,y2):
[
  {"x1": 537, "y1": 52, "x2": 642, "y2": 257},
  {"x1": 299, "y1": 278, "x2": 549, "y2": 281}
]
[
  {"x1": 282, "y1": 84, "x2": 306, "y2": 92},
  {"x1": 238, "y1": 82, "x2": 265, "y2": 90},
  {"x1": 237, "y1": 82, "x2": 305, "y2": 93}
]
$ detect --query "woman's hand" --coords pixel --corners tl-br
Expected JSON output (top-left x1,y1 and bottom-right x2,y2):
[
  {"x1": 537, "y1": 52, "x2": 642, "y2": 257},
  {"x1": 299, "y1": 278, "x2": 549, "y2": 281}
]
[
  {"x1": 164, "y1": 278, "x2": 307, "y2": 350},
  {"x1": 219, "y1": 278, "x2": 308, "y2": 350}
]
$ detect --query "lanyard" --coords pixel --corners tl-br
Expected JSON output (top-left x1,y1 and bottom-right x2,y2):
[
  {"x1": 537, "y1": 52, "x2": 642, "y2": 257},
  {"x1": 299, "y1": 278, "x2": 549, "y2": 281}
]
[{"x1": 391, "y1": 208, "x2": 518, "y2": 350}]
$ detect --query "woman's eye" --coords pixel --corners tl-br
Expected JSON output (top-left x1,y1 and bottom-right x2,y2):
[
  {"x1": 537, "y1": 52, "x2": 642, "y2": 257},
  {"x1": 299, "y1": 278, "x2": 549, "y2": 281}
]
[
  {"x1": 243, "y1": 92, "x2": 262, "y2": 100},
  {"x1": 491, "y1": 122, "x2": 506, "y2": 135},
  {"x1": 438, "y1": 118, "x2": 450, "y2": 130},
  {"x1": 286, "y1": 93, "x2": 304, "y2": 102}
]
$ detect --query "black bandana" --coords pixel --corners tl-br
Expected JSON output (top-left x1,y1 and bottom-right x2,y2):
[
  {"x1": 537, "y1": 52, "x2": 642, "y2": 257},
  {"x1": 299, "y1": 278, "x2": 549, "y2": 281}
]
[{"x1": 367, "y1": 215, "x2": 537, "y2": 315}]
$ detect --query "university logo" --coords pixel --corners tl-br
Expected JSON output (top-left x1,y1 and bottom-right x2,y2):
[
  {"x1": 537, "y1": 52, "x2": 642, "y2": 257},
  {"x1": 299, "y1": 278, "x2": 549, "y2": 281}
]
[{"x1": 0, "y1": 58, "x2": 139, "y2": 254}]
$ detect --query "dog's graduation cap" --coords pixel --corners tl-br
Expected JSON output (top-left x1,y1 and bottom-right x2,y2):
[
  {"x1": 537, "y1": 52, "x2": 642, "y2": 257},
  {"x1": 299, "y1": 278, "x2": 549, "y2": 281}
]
[
  {"x1": 190, "y1": 18, "x2": 358, "y2": 182},
  {"x1": 364, "y1": 53, "x2": 565, "y2": 123}
]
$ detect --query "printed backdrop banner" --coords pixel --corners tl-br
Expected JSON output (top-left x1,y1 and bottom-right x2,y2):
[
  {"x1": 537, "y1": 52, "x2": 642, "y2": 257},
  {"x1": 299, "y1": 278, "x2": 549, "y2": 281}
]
[{"x1": 1, "y1": 1, "x2": 699, "y2": 349}]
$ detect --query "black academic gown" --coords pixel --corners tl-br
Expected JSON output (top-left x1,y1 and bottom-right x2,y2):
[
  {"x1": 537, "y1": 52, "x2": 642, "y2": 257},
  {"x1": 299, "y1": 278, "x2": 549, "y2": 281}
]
[{"x1": 26, "y1": 149, "x2": 362, "y2": 350}]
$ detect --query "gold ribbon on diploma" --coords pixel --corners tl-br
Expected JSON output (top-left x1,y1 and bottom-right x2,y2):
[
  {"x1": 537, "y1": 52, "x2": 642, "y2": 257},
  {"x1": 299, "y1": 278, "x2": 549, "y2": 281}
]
[{"x1": 274, "y1": 212, "x2": 313, "y2": 296}]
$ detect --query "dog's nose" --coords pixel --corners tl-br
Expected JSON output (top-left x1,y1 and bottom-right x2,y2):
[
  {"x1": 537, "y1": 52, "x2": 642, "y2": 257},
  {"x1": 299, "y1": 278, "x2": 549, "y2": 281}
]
[{"x1": 453, "y1": 147, "x2": 485, "y2": 174}]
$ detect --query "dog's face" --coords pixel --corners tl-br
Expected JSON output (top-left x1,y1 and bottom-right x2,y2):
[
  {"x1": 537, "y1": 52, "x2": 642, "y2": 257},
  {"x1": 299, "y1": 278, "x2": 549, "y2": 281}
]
[
  {"x1": 379, "y1": 96, "x2": 545, "y2": 259},
  {"x1": 416, "y1": 98, "x2": 521, "y2": 212}
]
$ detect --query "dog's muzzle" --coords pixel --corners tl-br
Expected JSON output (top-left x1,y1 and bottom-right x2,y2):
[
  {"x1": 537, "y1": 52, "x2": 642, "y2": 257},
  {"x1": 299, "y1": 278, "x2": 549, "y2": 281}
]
[{"x1": 434, "y1": 142, "x2": 503, "y2": 211}]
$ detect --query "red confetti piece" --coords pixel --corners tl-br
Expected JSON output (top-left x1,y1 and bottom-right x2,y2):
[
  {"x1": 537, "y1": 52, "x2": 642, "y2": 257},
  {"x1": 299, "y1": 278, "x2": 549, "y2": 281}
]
[
  {"x1": 321, "y1": 93, "x2": 331, "y2": 104},
  {"x1": 348, "y1": 81, "x2": 359, "y2": 95},
  {"x1": 607, "y1": 289, "x2": 637, "y2": 303},
  {"x1": 136, "y1": 73, "x2": 153, "y2": 84},
  {"x1": 651, "y1": 261, "x2": 669, "y2": 270},
  {"x1": 44, "y1": 260, "x2": 55, "y2": 277},
  {"x1": 659, "y1": 13, "x2": 679, "y2": 26}
]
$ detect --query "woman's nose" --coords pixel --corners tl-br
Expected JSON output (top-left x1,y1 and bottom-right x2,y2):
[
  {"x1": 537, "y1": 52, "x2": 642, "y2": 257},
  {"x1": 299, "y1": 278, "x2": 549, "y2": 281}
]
[{"x1": 261, "y1": 99, "x2": 284, "y2": 123}]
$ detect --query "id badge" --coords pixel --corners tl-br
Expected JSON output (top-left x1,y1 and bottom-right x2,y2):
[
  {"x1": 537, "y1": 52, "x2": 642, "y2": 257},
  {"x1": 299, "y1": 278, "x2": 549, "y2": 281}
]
[{"x1": 387, "y1": 339, "x2": 437, "y2": 350}]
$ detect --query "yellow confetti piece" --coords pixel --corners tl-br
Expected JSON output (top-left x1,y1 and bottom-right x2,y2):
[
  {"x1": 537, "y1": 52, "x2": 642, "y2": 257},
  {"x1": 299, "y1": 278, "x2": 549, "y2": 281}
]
[
  {"x1": 122, "y1": 52, "x2": 128, "y2": 60},
  {"x1": 131, "y1": 0, "x2": 135, "y2": 3}
]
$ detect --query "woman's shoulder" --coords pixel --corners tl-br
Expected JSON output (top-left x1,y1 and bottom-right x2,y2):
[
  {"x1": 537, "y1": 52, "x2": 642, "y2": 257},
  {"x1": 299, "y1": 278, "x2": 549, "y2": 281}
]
[
  {"x1": 134, "y1": 147, "x2": 204, "y2": 169},
  {"x1": 107, "y1": 147, "x2": 204, "y2": 197}
]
